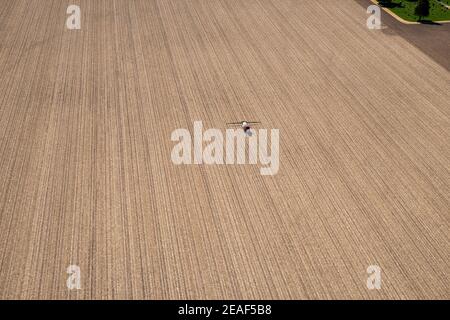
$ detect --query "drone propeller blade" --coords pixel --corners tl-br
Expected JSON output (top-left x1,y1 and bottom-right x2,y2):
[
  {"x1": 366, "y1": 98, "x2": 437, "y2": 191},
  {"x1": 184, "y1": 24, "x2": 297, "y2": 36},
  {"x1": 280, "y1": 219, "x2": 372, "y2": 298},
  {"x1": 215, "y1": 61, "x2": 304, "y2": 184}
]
[{"x1": 226, "y1": 121, "x2": 261, "y2": 126}]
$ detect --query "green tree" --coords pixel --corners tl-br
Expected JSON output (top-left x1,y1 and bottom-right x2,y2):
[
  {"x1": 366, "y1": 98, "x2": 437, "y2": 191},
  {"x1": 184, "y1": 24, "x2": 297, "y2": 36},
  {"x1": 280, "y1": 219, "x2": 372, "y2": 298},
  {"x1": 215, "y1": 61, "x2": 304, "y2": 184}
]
[{"x1": 415, "y1": 0, "x2": 430, "y2": 21}]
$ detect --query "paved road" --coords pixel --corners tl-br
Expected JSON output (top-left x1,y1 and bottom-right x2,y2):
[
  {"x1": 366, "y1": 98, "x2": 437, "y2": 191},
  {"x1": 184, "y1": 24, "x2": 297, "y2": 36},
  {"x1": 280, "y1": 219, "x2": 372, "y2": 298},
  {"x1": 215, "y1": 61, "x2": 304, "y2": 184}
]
[{"x1": 357, "y1": 0, "x2": 450, "y2": 70}]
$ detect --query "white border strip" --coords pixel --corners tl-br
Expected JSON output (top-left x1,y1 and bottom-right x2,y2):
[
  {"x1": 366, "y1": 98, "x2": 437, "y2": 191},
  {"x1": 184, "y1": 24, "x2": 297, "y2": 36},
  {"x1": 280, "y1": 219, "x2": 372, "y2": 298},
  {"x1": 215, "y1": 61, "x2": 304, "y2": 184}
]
[{"x1": 369, "y1": 0, "x2": 450, "y2": 24}]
